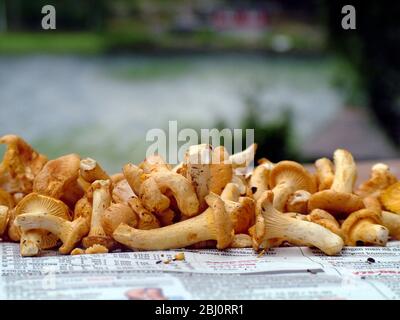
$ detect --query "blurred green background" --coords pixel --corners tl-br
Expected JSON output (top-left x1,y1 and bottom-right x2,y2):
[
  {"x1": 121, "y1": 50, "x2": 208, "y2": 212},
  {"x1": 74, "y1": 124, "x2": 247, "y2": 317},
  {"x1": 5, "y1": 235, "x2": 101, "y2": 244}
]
[{"x1": 0, "y1": 0, "x2": 399, "y2": 173}]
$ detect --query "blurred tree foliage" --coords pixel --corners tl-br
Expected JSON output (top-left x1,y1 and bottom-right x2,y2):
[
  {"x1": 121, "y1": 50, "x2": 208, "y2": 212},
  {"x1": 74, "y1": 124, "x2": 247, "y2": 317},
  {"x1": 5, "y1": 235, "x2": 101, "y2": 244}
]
[
  {"x1": 239, "y1": 96, "x2": 299, "y2": 162},
  {"x1": 216, "y1": 95, "x2": 299, "y2": 163},
  {"x1": 322, "y1": 0, "x2": 400, "y2": 146},
  {"x1": 5, "y1": 0, "x2": 107, "y2": 31}
]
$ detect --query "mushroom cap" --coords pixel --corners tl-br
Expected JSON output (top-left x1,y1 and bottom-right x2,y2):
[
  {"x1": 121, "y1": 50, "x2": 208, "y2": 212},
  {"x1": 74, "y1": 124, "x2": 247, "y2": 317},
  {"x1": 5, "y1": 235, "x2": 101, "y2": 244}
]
[
  {"x1": 230, "y1": 175, "x2": 247, "y2": 195},
  {"x1": 341, "y1": 209, "x2": 383, "y2": 245},
  {"x1": 15, "y1": 193, "x2": 71, "y2": 249},
  {"x1": 249, "y1": 165, "x2": 270, "y2": 201},
  {"x1": 362, "y1": 196, "x2": 382, "y2": 214},
  {"x1": 33, "y1": 153, "x2": 81, "y2": 199},
  {"x1": 258, "y1": 158, "x2": 275, "y2": 168},
  {"x1": 112, "y1": 179, "x2": 135, "y2": 203},
  {"x1": 123, "y1": 163, "x2": 145, "y2": 196},
  {"x1": 184, "y1": 144, "x2": 233, "y2": 210},
  {"x1": 184, "y1": 144, "x2": 213, "y2": 210},
  {"x1": 308, "y1": 190, "x2": 364, "y2": 218},
  {"x1": 82, "y1": 235, "x2": 115, "y2": 250},
  {"x1": 356, "y1": 163, "x2": 398, "y2": 198},
  {"x1": 156, "y1": 208, "x2": 175, "y2": 227},
  {"x1": 285, "y1": 190, "x2": 311, "y2": 214},
  {"x1": 0, "y1": 134, "x2": 48, "y2": 194},
  {"x1": 315, "y1": 157, "x2": 334, "y2": 191},
  {"x1": 60, "y1": 217, "x2": 90, "y2": 254},
  {"x1": 226, "y1": 197, "x2": 255, "y2": 234},
  {"x1": 380, "y1": 182, "x2": 400, "y2": 214},
  {"x1": 221, "y1": 182, "x2": 240, "y2": 202},
  {"x1": 128, "y1": 197, "x2": 160, "y2": 230},
  {"x1": 209, "y1": 146, "x2": 233, "y2": 195},
  {"x1": 110, "y1": 173, "x2": 125, "y2": 184},
  {"x1": 84, "y1": 244, "x2": 109, "y2": 254},
  {"x1": 102, "y1": 202, "x2": 138, "y2": 236},
  {"x1": 205, "y1": 193, "x2": 234, "y2": 249},
  {"x1": 308, "y1": 209, "x2": 341, "y2": 236},
  {"x1": 73, "y1": 197, "x2": 92, "y2": 220},
  {"x1": 70, "y1": 248, "x2": 85, "y2": 255},
  {"x1": 172, "y1": 162, "x2": 186, "y2": 176},
  {"x1": 15, "y1": 193, "x2": 70, "y2": 220},
  {"x1": 229, "y1": 143, "x2": 257, "y2": 169},
  {"x1": 269, "y1": 161, "x2": 316, "y2": 193},
  {"x1": 0, "y1": 188, "x2": 14, "y2": 208},
  {"x1": 381, "y1": 211, "x2": 400, "y2": 240},
  {"x1": 139, "y1": 155, "x2": 171, "y2": 173}
]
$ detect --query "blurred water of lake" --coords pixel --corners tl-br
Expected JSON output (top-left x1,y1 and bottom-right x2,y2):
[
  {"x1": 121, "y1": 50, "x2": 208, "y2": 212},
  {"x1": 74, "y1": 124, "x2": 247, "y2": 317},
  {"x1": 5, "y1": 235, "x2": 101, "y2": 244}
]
[{"x1": 0, "y1": 54, "x2": 342, "y2": 173}]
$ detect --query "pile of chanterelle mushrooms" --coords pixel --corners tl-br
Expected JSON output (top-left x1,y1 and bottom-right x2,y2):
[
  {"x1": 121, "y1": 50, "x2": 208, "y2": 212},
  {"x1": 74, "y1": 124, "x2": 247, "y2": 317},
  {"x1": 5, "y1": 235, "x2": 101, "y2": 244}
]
[{"x1": 0, "y1": 134, "x2": 400, "y2": 257}]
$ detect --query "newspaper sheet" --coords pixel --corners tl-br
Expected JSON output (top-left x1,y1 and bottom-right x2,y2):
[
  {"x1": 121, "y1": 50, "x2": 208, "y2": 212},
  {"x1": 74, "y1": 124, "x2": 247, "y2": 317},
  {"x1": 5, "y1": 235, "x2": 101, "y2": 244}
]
[{"x1": 1, "y1": 242, "x2": 400, "y2": 300}]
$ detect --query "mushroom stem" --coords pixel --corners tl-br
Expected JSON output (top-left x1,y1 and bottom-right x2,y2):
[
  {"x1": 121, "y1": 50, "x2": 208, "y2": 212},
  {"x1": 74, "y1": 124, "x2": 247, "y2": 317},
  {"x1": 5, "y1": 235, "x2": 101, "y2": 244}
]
[
  {"x1": 255, "y1": 191, "x2": 343, "y2": 255},
  {"x1": 20, "y1": 231, "x2": 43, "y2": 256},
  {"x1": 229, "y1": 143, "x2": 257, "y2": 169},
  {"x1": 350, "y1": 220, "x2": 389, "y2": 246},
  {"x1": 315, "y1": 158, "x2": 334, "y2": 191},
  {"x1": 230, "y1": 175, "x2": 247, "y2": 195},
  {"x1": 381, "y1": 211, "x2": 400, "y2": 239},
  {"x1": 140, "y1": 176, "x2": 171, "y2": 213},
  {"x1": 113, "y1": 193, "x2": 233, "y2": 250},
  {"x1": 150, "y1": 172, "x2": 199, "y2": 217},
  {"x1": 139, "y1": 155, "x2": 171, "y2": 173},
  {"x1": 124, "y1": 163, "x2": 199, "y2": 216},
  {"x1": 80, "y1": 158, "x2": 110, "y2": 184},
  {"x1": 221, "y1": 183, "x2": 240, "y2": 202},
  {"x1": 272, "y1": 181, "x2": 295, "y2": 211},
  {"x1": 249, "y1": 165, "x2": 270, "y2": 201},
  {"x1": 268, "y1": 216, "x2": 343, "y2": 255},
  {"x1": 82, "y1": 180, "x2": 114, "y2": 249},
  {"x1": 114, "y1": 212, "x2": 210, "y2": 250},
  {"x1": 14, "y1": 214, "x2": 89, "y2": 254},
  {"x1": 331, "y1": 149, "x2": 357, "y2": 193},
  {"x1": 122, "y1": 163, "x2": 144, "y2": 195},
  {"x1": 356, "y1": 163, "x2": 397, "y2": 198}
]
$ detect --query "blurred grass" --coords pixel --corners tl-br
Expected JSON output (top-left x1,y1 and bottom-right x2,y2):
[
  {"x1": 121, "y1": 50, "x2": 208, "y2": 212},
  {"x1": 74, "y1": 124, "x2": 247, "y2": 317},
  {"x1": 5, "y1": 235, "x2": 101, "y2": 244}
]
[
  {"x1": 0, "y1": 23, "x2": 326, "y2": 54},
  {"x1": 0, "y1": 32, "x2": 106, "y2": 54}
]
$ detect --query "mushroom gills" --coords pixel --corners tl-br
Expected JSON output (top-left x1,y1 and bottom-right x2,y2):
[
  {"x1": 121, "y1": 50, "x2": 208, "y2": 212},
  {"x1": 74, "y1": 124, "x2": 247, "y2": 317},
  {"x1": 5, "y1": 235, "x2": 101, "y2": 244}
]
[
  {"x1": 264, "y1": 212, "x2": 343, "y2": 255},
  {"x1": 15, "y1": 213, "x2": 89, "y2": 254}
]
